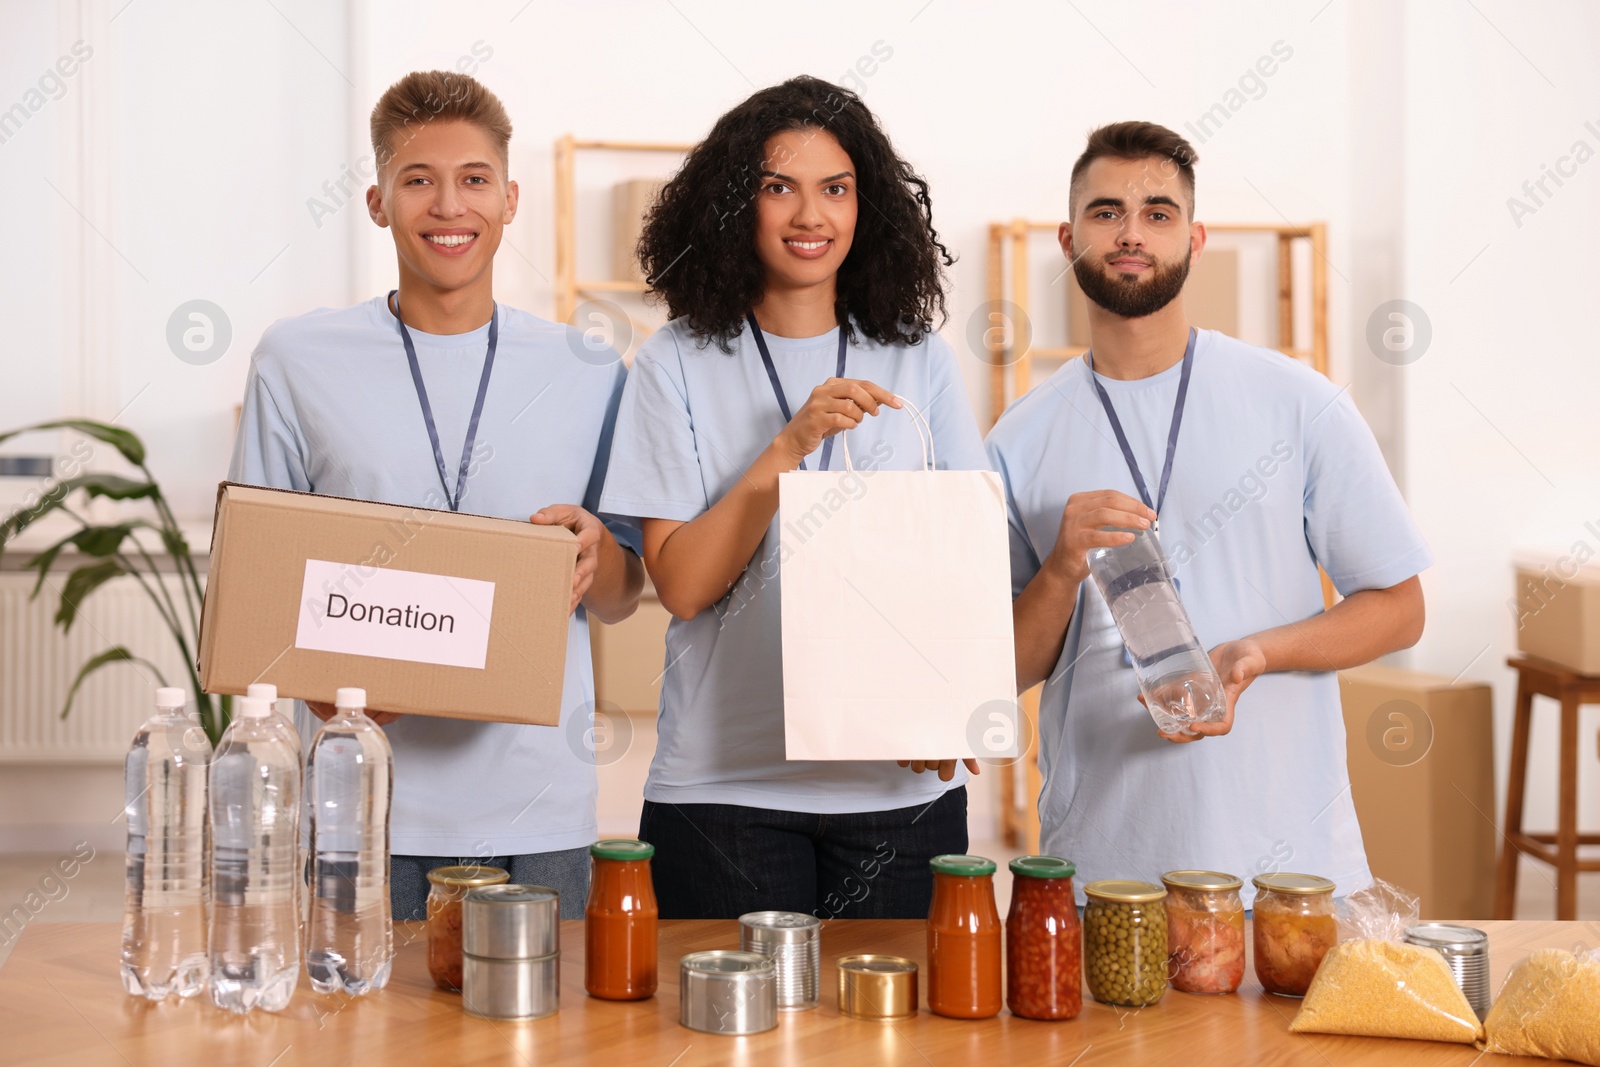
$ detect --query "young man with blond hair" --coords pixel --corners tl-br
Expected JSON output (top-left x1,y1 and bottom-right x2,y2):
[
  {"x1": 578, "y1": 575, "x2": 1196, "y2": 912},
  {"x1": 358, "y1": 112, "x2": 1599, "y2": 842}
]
[
  {"x1": 230, "y1": 71, "x2": 642, "y2": 918},
  {"x1": 987, "y1": 121, "x2": 1430, "y2": 906}
]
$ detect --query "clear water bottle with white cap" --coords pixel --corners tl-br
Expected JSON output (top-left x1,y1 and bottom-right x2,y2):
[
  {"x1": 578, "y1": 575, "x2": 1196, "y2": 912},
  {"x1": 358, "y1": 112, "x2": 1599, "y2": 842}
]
[
  {"x1": 247, "y1": 682, "x2": 301, "y2": 754},
  {"x1": 306, "y1": 687, "x2": 394, "y2": 995},
  {"x1": 208, "y1": 694, "x2": 302, "y2": 1013},
  {"x1": 1087, "y1": 527, "x2": 1226, "y2": 735},
  {"x1": 246, "y1": 682, "x2": 308, "y2": 930},
  {"x1": 120, "y1": 687, "x2": 211, "y2": 1000}
]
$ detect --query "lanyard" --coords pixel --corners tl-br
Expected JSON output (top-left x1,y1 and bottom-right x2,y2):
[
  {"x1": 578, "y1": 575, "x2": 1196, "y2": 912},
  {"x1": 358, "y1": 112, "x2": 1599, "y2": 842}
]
[
  {"x1": 391, "y1": 290, "x2": 499, "y2": 513},
  {"x1": 1085, "y1": 327, "x2": 1196, "y2": 529},
  {"x1": 746, "y1": 311, "x2": 848, "y2": 472}
]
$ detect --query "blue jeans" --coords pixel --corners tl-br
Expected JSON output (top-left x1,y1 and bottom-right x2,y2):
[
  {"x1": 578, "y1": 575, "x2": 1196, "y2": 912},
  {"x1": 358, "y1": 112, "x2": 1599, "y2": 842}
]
[
  {"x1": 389, "y1": 848, "x2": 591, "y2": 921},
  {"x1": 639, "y1": 786, "x2": 968, "y2": 920}
]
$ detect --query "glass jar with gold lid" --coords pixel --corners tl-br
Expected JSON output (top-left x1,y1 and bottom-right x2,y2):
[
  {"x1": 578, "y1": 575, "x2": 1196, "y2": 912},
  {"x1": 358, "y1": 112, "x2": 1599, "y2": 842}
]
[
  {"x1": 1161, "y1": 870, "x2": 1245, "y2": 995},
  {"x1": 1083, "y1": 879, "x2": 1168, "y2": 1007},
  {"x1": 1251, "y1": 873, "x2": 1336, "y2": 997},
  {"x1": 426, "y1": 865, "x2": 510, "y2": 991}
]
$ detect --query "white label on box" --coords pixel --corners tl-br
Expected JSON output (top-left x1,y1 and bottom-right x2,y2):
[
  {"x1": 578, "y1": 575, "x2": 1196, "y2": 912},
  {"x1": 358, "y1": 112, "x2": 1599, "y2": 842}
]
[{"x1": 294, "y1": 558, "x2": 496, "y2": 669}]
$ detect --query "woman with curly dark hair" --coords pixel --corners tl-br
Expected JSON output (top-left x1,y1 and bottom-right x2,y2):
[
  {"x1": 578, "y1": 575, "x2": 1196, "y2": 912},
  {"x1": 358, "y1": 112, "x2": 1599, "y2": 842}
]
[{"x1": 600, "y1": 76, "x2": 989, "y2": 920}]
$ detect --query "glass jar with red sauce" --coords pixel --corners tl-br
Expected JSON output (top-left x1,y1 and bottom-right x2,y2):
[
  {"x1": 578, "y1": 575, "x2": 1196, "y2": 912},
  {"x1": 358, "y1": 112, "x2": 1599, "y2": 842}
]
[
  {"x1": 1251, "y1": 873, "x2": 1337, "y2": 997},
  {"x1": 426, "y1": 865, "x2": 509, "y2": 992},
  {"x1": 927, "y1": 854, "x2": 1002, "y2": 1019},
  {"x1": 1005, "y1": 855, "x2": 1081, "y2": 1020},
  {"x1": 1161, "y1": 870, "x2": 1245, "y2": 995},
  {"x1": 584, "y1": 839, "x2": 659, "y2": 1000}
]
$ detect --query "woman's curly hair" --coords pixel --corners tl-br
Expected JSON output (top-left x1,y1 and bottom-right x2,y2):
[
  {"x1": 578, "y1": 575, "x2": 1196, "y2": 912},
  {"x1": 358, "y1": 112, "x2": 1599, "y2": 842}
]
[{"x1": 637, "y1": 75, "x2": 953, "y2": 352}]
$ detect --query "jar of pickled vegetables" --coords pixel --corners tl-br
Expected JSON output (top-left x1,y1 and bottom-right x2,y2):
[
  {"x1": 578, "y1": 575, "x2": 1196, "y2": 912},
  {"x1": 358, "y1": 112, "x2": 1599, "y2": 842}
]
[
  {"x1": 1083, "y1": 880, "x2": 1168, "y2": 1007},
  {"x1": 1160, "y1": 870, "x2": 1245, "y2": 995},
  {"x1": 1005, "y1": 856, "x2": 1081, "y2": 1020},
  {"x1": 926, "y1": 854, "x2": 1002, "y2": 1019},
  {"x1": 1251, "y1": 873, "x2": 1337, "y2": 997},
  {"x1": 425, "y1": 865, "x2": 510, "y2": 991}
]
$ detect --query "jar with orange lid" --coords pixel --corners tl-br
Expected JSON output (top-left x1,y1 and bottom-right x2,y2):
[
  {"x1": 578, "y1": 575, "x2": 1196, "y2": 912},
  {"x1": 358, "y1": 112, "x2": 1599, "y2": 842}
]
[
  {"x1": 1251, "y1": 873, "x2": 1337, "y2": 997},
  {"x1": 585, "y1": 839, "x2": 659, "y2": 1000},
  {"x1": 425, "y1": 865, "x2": 509, "y2": 991},
  {"x1": 1005, "y1": 855, "x2": 1081, "y2": 1020},
  {"x1": 1161, "y1": 870, "x2": 1245, "y2": 995},
  {"x1": 926, "y1": 854, "x2": 1002, "y2": 1019}
]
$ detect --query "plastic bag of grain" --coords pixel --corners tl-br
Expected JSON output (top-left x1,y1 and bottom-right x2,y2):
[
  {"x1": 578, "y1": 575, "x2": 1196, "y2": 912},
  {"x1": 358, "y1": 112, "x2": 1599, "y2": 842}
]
[
  {"x1": 1288, "y1": 880, "x2": 1484, "y2": 1045},
  {"x1": 1480, "y1": 947, "x2": 1600, "y2": 1064}
]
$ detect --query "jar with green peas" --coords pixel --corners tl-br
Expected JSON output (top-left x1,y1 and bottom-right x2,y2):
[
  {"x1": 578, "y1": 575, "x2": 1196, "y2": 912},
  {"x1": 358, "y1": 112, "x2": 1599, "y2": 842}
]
[{"x1": 1083, "y1": 880, "x2": 1169, "y2": 1007}]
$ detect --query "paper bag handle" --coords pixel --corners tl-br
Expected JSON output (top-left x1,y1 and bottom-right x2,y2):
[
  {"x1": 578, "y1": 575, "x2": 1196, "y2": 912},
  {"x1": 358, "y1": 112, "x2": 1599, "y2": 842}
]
[{"x1": 840, "y1": 395, "x2": 935, "y2": 473}]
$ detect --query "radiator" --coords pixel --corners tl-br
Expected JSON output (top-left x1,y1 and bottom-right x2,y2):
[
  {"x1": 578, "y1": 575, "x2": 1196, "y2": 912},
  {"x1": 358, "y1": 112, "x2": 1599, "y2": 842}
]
[{"x1": 1, "y1": 570, "x2": 197, "y2": 763}]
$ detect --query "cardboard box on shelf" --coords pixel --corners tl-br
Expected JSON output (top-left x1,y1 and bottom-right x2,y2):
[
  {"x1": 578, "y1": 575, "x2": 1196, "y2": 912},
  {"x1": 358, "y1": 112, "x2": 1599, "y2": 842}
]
[
  {"x1": 591, "y1": 591, "x2": 671, "y2": 714},
  {"x1": 1339, "y1": 663, "x2": 1496, "y2": 920},
  {"x1": 612, "y1": 178, "x2": 666, "y2": 283},
  {"x1": 1513, "y1": 562, "x2": 1600, "y2": 674},
  {"x1": 198, "y1": 482, "x2": 576, "y2": 725}
]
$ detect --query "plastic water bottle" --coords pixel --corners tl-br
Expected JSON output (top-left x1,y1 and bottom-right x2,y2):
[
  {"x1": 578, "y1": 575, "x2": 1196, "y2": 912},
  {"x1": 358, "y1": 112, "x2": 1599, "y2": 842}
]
[
  {"x1": 247, "y1": 682, "x2": 301, "y2": 754},
  {"x1": 208, "y1": 695, "x2": 302, "y2": 1013},
  {"x1": 121, "y1": 687, "x2": 211, "y2": 1000},
  {"x1": 306, "y1": 687, "x2": 394, "y2": 995},
  {"x1": 1087, "y1": 526, "x2": 1226, "y2": 735},
  {"x1": 246, "y1": 682, "x2": 307, "y2": 931}
]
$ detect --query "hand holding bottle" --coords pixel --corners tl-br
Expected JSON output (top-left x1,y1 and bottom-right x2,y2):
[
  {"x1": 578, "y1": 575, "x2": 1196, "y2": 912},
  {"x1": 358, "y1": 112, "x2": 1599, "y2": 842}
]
[{"x1": 1045, "y1": 490, "x2": 1156, "y2": 586}]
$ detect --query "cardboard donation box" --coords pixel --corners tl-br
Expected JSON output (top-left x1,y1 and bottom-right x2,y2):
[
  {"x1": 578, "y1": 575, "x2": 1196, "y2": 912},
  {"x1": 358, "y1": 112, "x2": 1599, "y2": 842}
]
[
  {"x1": 198, "y1": 482, "x2": 577, "y2": 724},
  {"x1": 1513, "y1": 562, "x2": 1600, "y2": 674},
  {"x1": 1339, "y1": 663, "x2": 1496, "y2": 919}
]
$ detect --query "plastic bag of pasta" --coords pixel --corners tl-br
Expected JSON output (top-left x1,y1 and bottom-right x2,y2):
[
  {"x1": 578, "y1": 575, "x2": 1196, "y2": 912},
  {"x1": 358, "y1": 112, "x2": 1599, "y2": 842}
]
[
  {"x1": 1480, "y1": 947, "x2": 1600, "y2": 1064},
  {"x1": 1289, "y1": 880, "x2": 1483, "y2": 1045}
]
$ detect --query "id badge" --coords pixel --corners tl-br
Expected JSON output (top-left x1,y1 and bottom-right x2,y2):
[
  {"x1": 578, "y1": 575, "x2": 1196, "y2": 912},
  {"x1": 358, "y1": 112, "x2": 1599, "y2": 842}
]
[{"x1": 1119, "y1": 576, "x2": 1181, "y2": 668}]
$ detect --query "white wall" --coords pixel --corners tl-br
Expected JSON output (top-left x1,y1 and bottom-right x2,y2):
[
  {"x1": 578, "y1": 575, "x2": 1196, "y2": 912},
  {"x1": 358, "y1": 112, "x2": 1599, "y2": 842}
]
[
  {"x1": 1396, "y1": 0, "x2": 1600, "y2": 832},
  {"x1": 3, "y1": 0, "x2": 1593, "y2": 855}
]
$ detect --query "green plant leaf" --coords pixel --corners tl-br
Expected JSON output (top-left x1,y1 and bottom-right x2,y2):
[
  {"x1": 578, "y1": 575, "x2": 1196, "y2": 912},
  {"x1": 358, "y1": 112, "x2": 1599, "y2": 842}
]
[
  {"x1": 156, "y1": 522, "x2": 191, "y2": 559},
  {"x1": 72, "y1": 521, "x2": 145, "y2": 556},
  {"x1": 22, "y1": 530, "x2": 79, "y2": 598},
  {"x1": 0, "y1": 419, "x2": 145, "y2": 466},
  {"x1": 68, "y1": 472, "x2": 159, "y2": 503},
  {"x1": 0, "y1": 473, "x2": 158, "y2": 548},
  {"x1": 58, "y1": 646, "x2": 166, "y2": 719},
  {"x1": 0, "y1": 479, "x2": 73, "y2": 545},
  {"x1": 54, "y1": 559, "x2": 128, "y2": 631},
  {"x1": 25, "y1": 521, "x2": 156, "y2": 598}
]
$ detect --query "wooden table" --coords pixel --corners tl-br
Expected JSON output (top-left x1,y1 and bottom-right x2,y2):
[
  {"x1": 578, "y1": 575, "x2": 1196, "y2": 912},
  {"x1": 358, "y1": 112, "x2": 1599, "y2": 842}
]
[{"x1": 1, "y1": 918, "x2": 1591, "y2": 1065}]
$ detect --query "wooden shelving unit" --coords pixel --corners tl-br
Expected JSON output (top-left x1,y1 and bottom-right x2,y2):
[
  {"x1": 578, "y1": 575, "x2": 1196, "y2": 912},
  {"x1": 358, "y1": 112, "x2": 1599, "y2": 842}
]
[
  {"x1": 983, "y1": 220, "x2": 1329, "y2": 426},
  {"x1": 552, "y1": 136, "x2": 693, "y2": 332},
  {"x1": 985, "y1": 219, "x2": 1334, "y2": 852}
]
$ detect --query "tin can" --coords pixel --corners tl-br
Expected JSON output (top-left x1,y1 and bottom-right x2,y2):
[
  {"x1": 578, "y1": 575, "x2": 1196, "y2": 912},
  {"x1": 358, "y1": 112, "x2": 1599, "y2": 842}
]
[
  {"x1": 739, "y1": 911, "x2": 821, "y2": 1011},
  {"x1": 679, "y1": 950, "x2": 777, "y2": 1035},
  {"x1": 462, "y1": 884, "x2": 560, "y2": 960},
  {"x1": 1403, "y1": 923, "x2": 1491, "y2": 1020},
  {"x1": 462, "y1": 953, "x2": 560, "y2": 1020},
  {"x1": 837, "y1": 954, "x2": 918, "y2": 1021}
]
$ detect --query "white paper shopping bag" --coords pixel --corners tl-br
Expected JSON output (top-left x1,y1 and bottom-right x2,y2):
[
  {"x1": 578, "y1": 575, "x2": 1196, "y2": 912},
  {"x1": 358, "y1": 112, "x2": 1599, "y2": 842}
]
[{"x1": 778, "y1": 400, "x2": 1018, "y2": 761}]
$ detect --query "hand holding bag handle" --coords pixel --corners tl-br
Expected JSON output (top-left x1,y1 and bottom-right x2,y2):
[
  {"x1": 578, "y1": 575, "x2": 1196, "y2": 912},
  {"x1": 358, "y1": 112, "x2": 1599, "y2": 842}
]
[{"x1": 839, "y1": 395, "x2": 936, "y2": 473}]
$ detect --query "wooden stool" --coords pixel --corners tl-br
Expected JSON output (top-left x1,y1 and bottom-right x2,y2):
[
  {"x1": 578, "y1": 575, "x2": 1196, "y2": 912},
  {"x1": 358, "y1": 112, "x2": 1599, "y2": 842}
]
[{"x1": 1494, "y1": 655, "x2": 1600, "y2": 919}]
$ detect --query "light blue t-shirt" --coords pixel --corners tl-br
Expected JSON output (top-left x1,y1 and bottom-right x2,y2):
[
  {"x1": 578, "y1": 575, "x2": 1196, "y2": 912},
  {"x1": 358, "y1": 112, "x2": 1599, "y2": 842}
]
[
  {"x1": 599, "y1": 318, "x2": 990, "y2": 812},
  {"x1": 228, "y1": 295, "x2": 641, "y2": 857},
  {"x1": 985, "y1": 329, "x2": 1433, "y2": 907}
]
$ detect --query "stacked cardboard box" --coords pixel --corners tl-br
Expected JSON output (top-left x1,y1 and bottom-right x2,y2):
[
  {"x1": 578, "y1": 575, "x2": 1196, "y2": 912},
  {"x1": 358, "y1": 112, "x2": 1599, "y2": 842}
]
[{"x1": 1339, "y1": 663, "x2": 1496, "y2": 919}]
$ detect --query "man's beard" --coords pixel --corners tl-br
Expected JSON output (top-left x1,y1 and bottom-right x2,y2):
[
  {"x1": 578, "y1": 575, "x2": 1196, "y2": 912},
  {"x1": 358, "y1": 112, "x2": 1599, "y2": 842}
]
[{"x1": 1072, "y1": 249, "x2": 1191, "y2": 319}]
